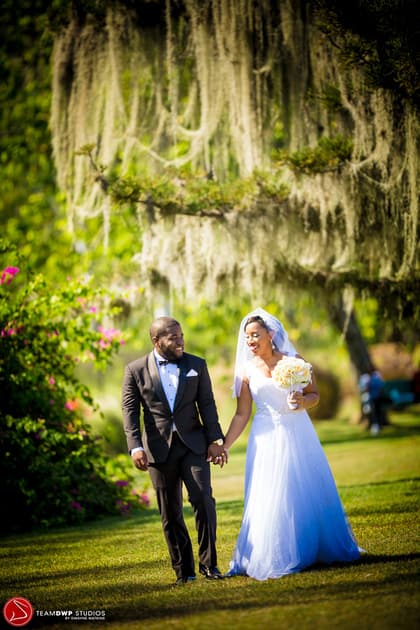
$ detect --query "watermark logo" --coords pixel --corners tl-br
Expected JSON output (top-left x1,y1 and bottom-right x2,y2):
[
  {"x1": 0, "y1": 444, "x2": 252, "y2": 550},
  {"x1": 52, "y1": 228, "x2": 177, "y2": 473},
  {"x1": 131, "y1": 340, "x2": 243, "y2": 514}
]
[
  {"x1": 3, "y1": 599, "x2": 107, "y2": 625},
  {"x1": 3, "y1": 597, "x2": 34, "y2": 627}
]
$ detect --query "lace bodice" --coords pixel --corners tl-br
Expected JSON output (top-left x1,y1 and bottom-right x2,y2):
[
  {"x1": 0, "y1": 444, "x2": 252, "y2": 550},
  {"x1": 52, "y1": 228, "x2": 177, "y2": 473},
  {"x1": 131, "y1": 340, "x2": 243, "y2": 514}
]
[{"x1": 246, "y1": 361, "x2": 293, "y2": 418}]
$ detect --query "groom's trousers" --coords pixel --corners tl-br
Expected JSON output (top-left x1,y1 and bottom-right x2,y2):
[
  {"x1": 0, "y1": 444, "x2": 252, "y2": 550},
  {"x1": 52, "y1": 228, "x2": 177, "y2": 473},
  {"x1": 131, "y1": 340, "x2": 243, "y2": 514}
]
[{"x1": 148, "y1": 432, "x2": 218, "y2": 579}]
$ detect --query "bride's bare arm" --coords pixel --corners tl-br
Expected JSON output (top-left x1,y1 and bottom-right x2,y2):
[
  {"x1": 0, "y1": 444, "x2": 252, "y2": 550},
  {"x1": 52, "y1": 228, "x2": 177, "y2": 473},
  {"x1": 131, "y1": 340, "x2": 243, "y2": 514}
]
[{"x1": 224, "y1": 381, "x2": 253, "y2": 449}]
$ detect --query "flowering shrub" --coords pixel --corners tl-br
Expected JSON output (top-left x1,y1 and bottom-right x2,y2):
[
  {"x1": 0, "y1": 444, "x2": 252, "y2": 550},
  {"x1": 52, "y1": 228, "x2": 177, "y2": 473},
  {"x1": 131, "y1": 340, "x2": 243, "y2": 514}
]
[
  {"x1": 106, "y1": 455, "x2": 151, "y2": 516},
  {"x1": 0, "y1": 241, "x2": 149, "y2": 532}
]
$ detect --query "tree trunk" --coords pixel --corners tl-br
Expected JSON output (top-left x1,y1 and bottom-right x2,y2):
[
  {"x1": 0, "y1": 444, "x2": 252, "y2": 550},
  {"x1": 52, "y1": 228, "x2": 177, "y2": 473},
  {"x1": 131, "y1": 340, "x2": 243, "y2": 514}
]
[{"x1": 328, "y1": 294, "x2": 372, "y2": 377}]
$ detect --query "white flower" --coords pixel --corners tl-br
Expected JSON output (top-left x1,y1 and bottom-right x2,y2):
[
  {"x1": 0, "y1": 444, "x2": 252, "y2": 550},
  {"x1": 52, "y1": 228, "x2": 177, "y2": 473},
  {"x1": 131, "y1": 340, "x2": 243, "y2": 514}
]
[{"x1": 272, "y1": 356, "x2": 312, "y2": 389}]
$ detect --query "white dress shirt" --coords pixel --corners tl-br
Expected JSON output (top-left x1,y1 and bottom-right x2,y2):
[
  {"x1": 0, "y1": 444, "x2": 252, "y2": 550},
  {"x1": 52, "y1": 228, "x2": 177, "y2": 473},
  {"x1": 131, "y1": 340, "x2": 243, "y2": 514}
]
[{"x1": 155, "y1": 351, "x2": 179, "y2": 412}]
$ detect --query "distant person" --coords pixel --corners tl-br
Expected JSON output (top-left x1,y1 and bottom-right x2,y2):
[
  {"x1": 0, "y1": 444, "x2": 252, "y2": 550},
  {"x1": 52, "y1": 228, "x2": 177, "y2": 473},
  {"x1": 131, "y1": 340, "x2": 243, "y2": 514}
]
[
  {"x1": 122, "y1": 316, "x2": 226, "y2": 585},
  {"x1": 358, "y1": 372, "x2": 372, "y2": 425},
  {"x1": 359, "y1": 367, "x2": 388, "y2": 435},
  {"x1": 368, "y1": 367, "x2": 388, "y2": 432},
  {"x1": 223, "y1": 308, "x2": 362, "y2": 581}
]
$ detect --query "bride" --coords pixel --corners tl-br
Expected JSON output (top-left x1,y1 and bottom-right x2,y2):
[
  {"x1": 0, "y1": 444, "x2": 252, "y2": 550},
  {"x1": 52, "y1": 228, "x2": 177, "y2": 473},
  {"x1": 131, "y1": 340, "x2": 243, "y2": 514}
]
[{"x1": 224, "y1": 308, "x2": 362, "y2": 580}]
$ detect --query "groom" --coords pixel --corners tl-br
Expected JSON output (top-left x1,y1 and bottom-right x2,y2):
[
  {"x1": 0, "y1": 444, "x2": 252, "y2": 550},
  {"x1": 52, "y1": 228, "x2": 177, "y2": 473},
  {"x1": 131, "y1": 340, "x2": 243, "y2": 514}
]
[{"x1": 122, "y1": 316, "x2": 226, "y2": 585}]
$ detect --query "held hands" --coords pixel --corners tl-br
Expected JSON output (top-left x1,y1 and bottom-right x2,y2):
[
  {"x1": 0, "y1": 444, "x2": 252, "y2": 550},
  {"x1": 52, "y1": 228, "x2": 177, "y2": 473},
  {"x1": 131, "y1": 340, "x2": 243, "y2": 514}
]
[
  {"x1": 207, "y1": 443, "x2": 228, "y2": 468},
  {"x1": 131, "y1": 449, "x2": 149, "y2": 471}
]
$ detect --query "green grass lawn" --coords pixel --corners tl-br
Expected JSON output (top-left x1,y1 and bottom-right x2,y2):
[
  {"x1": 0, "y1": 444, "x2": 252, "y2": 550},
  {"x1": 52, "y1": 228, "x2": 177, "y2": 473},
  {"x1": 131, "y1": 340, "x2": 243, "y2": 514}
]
[{"x1": 1, "y1": 410, "x2": 419, "y2": 630}]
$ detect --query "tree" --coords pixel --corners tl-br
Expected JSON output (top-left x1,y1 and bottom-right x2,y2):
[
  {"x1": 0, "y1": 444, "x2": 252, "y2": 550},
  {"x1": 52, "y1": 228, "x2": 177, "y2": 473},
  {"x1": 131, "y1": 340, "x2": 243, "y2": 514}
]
[
  {"x1": 2, "y1": 0, "x2": 419, "y2": 378},
  {"x1": 48, "y1": 2, "x2": 418, "y2": 310}
]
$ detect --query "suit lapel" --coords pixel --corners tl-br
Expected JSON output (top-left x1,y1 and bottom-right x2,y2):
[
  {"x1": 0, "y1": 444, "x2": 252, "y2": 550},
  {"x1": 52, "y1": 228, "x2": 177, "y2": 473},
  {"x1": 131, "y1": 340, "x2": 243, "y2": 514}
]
[
  {"x1": 147, "y1": 352, "x2": 171, "y2": 411},
  {"x1": 173, "y1": 356, "x2": 187, "y2": 411}
]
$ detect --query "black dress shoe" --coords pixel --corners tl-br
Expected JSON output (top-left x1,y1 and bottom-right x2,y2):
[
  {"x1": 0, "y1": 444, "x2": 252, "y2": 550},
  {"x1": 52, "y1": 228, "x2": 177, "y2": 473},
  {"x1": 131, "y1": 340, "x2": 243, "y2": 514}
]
[
  {"x1": 199, "y1": 564, "x2": 224, "y2": 579},
  {"x1": 175, "y1": 575, "x2": 196, "y2": 586}
]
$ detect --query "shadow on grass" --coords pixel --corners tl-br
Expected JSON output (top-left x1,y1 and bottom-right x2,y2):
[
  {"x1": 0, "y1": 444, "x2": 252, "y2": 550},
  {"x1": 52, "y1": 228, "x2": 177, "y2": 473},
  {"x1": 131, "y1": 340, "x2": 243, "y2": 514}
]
[
  {"x1": 4, "y1": 474, "x2": 417, "y2": 558},
  {"x1": 25, "y1": 551, "x2": 420, "y2": 628},
  {"x1": 27, "y1": 553, "x2": 420, "y2": 627},
  {"x1": 354, "y1": 552, "x2": 420, "y2": 566},
  {"x1": 340, "y1": 477, "x2": 420, "y2": 489},
  {"x1": 0, "y1": 508, "x2": 163, "y2": 545}
]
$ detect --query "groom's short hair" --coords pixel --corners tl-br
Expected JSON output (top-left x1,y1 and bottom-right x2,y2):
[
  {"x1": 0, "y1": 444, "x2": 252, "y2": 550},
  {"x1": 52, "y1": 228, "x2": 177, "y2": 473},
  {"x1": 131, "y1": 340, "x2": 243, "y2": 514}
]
[{"x1": 150, "y1": 317, "x2": 180, "y2": 342}]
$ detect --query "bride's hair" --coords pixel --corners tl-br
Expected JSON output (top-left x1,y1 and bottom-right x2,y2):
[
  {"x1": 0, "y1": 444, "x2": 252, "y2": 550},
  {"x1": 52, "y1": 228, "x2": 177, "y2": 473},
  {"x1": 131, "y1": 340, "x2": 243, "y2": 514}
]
[{"x1": 244, "y1": 315, "x2": 271, "y2": 332}]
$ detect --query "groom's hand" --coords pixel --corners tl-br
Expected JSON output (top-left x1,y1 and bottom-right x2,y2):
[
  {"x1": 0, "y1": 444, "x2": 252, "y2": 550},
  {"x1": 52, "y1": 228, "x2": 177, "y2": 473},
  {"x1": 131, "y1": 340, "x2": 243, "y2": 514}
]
[
  {"x1": 132, "y1": 450, "x2": 149, "y2": 471},
  {"x1": 207, "y1": 443, "x2": 228, "y2": 467}
]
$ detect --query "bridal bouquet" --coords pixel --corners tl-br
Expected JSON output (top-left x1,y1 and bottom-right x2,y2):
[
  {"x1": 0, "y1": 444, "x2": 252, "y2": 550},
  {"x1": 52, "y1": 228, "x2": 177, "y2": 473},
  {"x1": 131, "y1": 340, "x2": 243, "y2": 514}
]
[{"x1": 272, "y1": 357, "x2": 312, "y2": 409}]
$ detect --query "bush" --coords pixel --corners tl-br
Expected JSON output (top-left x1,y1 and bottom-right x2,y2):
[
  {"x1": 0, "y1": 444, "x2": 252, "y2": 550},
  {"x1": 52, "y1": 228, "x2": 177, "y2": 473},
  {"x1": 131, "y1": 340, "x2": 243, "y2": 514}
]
[
  {"x1": 310, "y1": 365, "x2": 341, "y2": 420},
  {"x1": 0, "y1": 241, "x2": 149, "y2": 533}
]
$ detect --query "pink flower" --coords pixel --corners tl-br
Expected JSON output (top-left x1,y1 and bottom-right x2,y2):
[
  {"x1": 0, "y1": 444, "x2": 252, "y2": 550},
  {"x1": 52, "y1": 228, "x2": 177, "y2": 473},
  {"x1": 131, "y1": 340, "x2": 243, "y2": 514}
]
[
  {"x1": 1, "y1": 327, "x2": 18, "y2": 336},
  {"x1": 116, "y1": 499, "x2": 131, "y2": 515},
  {"x1": 0, "y1": 266, "x2": 20, "y2": 285},
  {"x1": 65, "y1": 400, "x2": 78, "y2": 411},
  {"x1": 70, "y1": 500, "x2": 83, "y2": 511},
  {"x1": 46, "y1": 331, "x2": 60, "y2": 338},
  {"x1": 97, "y1": 325, "x2": 125, "y2": 351},
  {"x1": 139, "y1": 492, "x2": 150, "y2": 507},
  {"x1": 98, "y1": 325, "x2": 123, "y2": 340},
  {"x1": 132, "y1": 488, "x2": 150, "y2": 507},
  {"x1": 48, "y1": 377, "x2": 56, "y2": 386}
]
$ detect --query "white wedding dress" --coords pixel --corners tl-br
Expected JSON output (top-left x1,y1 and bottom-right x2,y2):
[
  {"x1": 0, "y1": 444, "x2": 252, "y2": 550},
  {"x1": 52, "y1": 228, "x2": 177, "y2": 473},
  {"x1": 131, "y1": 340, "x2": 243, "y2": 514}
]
[{"x1": 228, "y1": 362, "x2": 361, "y2": 581}]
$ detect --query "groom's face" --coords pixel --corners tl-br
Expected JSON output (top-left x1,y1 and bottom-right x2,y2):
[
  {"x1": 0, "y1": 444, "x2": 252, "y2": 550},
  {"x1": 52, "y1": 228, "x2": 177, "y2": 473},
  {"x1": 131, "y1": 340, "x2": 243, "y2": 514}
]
[{"x1": 155, "y1": 324, "x2": 184, "y2": 361}]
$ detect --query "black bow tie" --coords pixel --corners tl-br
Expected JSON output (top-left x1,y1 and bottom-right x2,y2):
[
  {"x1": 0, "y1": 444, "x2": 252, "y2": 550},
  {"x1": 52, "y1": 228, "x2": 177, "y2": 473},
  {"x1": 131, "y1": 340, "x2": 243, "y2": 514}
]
[{"x1": 158, "y1": 359, "x2": 180, "y2": 366}]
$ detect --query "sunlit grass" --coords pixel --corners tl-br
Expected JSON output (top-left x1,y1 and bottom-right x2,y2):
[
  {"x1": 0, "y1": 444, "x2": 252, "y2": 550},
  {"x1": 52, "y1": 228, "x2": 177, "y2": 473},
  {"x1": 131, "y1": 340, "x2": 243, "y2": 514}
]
[{"x1": 0, "y1": 410, "x2": 419, "y2": 629}]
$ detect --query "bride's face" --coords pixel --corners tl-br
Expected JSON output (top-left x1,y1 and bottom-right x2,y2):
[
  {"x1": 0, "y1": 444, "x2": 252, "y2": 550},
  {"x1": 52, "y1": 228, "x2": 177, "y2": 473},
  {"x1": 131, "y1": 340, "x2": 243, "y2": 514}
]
[{"x1": 245, "y1": 322, "x2": 272, "y2": 356}]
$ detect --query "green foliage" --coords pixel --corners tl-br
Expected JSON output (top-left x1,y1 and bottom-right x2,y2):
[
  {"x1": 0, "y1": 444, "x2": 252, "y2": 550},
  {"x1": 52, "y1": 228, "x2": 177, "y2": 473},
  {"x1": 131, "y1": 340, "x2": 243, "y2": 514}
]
[
  {"x1": 0, "y1": 241, "x2": 149, "y2": 533},
  {"x1": 353, "y1": 298, "x2": 381, "y2": 344},
  {"x1": 315, "y1": 0, "x2": 420, "y2": 106},
  {"x1": 81, "y1": 147, "x2": 290, "y2": 220},
  {"x1": 0, "y1": 0, "x2": 88, "y2": 283},
  {"x1": 319, "y1": 84, "x2": 344, "y2": 112},
  {"x1": 276, "y1": 135, "x2": 353, "y2": 174}
]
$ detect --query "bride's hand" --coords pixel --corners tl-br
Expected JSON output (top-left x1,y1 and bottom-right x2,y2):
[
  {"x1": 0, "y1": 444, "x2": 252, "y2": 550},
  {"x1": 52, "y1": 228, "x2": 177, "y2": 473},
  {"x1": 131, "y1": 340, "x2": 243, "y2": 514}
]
[
  {"x1": 213, "y1": 448, "x2": 228, "y2": 467},
  {"x1": 287, "y1": 391, "x2": 303, "y2": 410}
]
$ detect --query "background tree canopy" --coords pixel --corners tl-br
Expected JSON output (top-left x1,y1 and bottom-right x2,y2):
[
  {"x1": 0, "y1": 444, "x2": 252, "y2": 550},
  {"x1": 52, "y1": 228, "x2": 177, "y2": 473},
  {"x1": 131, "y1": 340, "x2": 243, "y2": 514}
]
[
  {"x1": 49, "y1": 1, "x2": 419, "y2": 323},
  {"x1": 2, "y1": 0, "x2": 419, "y2": 307}
]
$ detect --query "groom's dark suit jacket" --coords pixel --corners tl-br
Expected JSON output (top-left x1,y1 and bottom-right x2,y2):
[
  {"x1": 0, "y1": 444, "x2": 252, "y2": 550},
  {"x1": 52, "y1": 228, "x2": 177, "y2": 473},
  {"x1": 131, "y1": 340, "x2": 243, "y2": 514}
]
[{"x1": 122, "y1": 351, "x2": 223, "y2": 463}]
